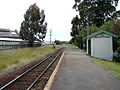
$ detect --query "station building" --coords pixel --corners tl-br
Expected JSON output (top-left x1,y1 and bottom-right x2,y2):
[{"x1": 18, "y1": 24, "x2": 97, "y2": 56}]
[
  {"x1": 85, "y1": 30, "x2": 118, "y2": 61},
  {"x1": 0, "y1": 28, "x2": 24, "y2": 49}
]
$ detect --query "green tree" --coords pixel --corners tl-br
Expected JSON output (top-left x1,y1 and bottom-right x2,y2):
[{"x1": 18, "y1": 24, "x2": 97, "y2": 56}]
[
  {"x1": 70, "y1": 15, "x2": 80, "y2": 37},
  {"x1": 70, "y1": 15, "x2": 98, "y2": 49},
  {"x1": 70, "y1": 15, "x2": 83, "y2": 48},
  {"x1": 73, "y1": 0, "x2": 119, "y2": 27},
  {"x1": 20, "y1": 3, "x2": 47, "y2": 47},
  {"x1": 70, "y1": 0, "x2": 119, "y2": 49},
  {"x1": 110, "y1": 21, "x2": 120, "y2": 35},
  {"x1": 54, "y1": 40, "x2": 62, "y2": 45},
  {"x1": 110, "y1": 21, "x2": 120, "y2": 51}
]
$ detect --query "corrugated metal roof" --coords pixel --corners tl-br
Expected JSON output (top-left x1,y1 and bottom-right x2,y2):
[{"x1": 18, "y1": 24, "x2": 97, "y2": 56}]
[
  {"x1": 0, "y1": 28, "x2": 19, "y2": 38},
  {"x1": 84, "y1": 30, "x2": 118, "y2": 39},
  {"x1": 0, "y1": 28, "x2": 10, "y2": 32}
]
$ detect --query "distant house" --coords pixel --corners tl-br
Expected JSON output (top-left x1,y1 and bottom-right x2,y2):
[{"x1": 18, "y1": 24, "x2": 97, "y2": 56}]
[
  {"x1": 84, "y1": 30, "x2": 118, "y2": 61},
  {"x1": 0, "y1": 28, "x2": 24, "y2": 49}
]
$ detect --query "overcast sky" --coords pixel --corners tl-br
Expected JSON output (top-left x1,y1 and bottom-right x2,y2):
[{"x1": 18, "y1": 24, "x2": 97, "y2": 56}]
[{"x1": 0, "y1": 0, "x2": 119, "y2": 41}]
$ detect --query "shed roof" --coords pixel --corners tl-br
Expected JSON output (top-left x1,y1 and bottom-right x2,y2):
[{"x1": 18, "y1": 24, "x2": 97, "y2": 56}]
[
  {"x1": 84, "y1": 30, "x2": 118, "y2": 39},
  {"x1": 0, "y1": 28, "x2": 19, "y2": 38}
]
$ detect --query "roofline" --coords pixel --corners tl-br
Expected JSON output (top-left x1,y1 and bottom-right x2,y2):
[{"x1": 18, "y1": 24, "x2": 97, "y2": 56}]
[
  {"x1": 84, "y1": 30, "x2": 118, "y2": 39},
  {"x1": 0, "y1": 37, "x2": 25, "y2": 41},
  {"x1": 0, "y1": 28, "x2": 10, "y2": 31},
  {"x1": 0, "y1": 36, "x2": 20, "y2": 38}
]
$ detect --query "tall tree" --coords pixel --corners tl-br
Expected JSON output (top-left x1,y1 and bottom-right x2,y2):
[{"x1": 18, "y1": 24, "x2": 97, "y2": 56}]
[
  {"x1": 20, "y1": 3, "x2": 47, "y2": 47},
  {"x1": 73, "y1": 0, "x2": 119, "y2": 27},
  {"x1": 70, "y1": 15, "x2": 84, "y2": 49},
  {"x1": 71, "y1": 15, "x2": 80, "y2": 37},
  {"x1": 70, "y1": 0, "x2": 119, "y2": 49}
]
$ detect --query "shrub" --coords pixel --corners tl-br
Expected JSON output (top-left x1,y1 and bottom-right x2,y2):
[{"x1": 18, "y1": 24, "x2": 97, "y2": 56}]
[
  {"x1": 54, "y1": 40, "x2": 62, "y2": 45},
  {"x1": 117, "y1": 47, "x2": 120, "y2": 54},
  {"x1": 52, "y1": 45, "x2": 56, "y2": 49},
  {"x1": 113, "y1": 47, "x2": 120, "y2": 62}
]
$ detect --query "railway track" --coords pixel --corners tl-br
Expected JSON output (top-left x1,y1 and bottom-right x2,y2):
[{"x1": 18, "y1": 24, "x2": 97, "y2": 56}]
[{"x1": 0, "y1": 47, "x2": 64, "y2": 90}]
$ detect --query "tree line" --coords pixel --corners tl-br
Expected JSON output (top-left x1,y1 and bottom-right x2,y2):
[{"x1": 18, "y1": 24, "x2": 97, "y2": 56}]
[
  {"x1": 70, "y1": 0, "x2": 120, "y2": 49},
  {"x1": 70, "y1": 0, "x2": 120, "y2": 61}
]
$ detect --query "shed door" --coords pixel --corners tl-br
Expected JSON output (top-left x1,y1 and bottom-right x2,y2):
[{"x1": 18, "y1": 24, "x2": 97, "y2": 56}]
[{"x1": 93, "y1": 38, "x2": 113, "y2": 58}]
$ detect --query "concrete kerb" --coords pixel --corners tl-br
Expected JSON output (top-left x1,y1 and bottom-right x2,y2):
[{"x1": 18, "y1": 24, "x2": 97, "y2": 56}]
[{"x1": 43, "y1": 51, "x2": 65, "y2": 90}]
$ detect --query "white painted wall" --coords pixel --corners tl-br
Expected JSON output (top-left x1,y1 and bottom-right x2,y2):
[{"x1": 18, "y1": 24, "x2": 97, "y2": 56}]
[{"x1": 91, "y1": 36, "x2": 113, "y2": 61}]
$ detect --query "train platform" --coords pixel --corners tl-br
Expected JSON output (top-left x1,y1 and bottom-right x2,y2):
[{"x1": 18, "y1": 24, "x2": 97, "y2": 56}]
[{"x1": 50, "y1": 48, "x2": 120, "y2": 90}]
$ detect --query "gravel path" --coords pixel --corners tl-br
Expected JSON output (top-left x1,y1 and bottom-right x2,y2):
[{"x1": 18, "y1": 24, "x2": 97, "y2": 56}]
[{"x1": 51, "y1": 48, "x2": 120, "y2": 90}]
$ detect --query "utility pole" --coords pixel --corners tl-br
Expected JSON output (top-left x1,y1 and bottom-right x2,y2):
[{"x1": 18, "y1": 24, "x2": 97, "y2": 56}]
[
  {"x1": 87, "y1": 15, "x2": 90, "y2": 36},
  {"x1": 50, "y1": 29, "x2": 52, "y2": 45},
  {"x1": 86, "y1": 14, "x2": 90, "y2": 54}
]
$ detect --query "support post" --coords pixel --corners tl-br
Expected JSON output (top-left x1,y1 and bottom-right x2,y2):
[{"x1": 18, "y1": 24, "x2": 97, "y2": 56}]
[
  {"x1": 87, "y1": 38, "x2": 89, "y2": 54},
  {"x1": 50, "y1": 30, "x2": 52, "y2": 45}
]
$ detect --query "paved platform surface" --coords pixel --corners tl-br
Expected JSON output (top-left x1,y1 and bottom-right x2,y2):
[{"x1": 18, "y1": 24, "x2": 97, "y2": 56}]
[{"x1": 51, "y1": 48, "x2": 120, "y2": 90}]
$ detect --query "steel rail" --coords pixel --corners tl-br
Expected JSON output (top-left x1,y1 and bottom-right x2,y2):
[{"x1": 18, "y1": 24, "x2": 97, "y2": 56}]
[
  {"x1": 0, "y1": 48, "x2": 63, "y2": 90},
  {"x1": 27, "y1": 50, "x2": 63, "y2": 90}
]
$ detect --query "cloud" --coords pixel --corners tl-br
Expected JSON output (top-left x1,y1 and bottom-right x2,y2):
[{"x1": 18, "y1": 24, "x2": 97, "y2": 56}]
[{"x1": 0, "y1": 0, "x2": 75, "y2": 41}]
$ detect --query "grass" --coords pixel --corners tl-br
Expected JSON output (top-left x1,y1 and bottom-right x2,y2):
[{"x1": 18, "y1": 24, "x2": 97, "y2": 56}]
[
  {"x1": 67, "y1": 44, "x2": 120, "y2": 79},
  {"x1": 67, "y1": 44, "x2": 86, "y2": 53},
  {"x1": 91, "y1": 58, "x2": 120, "y2": 79},
  {"x1": 0, "y1": 45, "x2": 60, "y2": 75}
]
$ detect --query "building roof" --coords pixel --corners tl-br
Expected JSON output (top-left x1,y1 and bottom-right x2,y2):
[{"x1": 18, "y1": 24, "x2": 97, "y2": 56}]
[
  {"x1": 84, "y1": 30, "x2": 118, "y2": 39},
  {"x1": 0, "y1": 28, "x2": 19, "y2": 38},
  {"x1": 0, "y1": 38, "x2": 23, "y2": 42}
]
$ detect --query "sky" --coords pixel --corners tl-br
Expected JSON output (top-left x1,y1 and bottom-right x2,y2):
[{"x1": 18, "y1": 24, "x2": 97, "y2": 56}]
[
  {"x1": 0, "y1": 0, "x2": 76, "y2": 41},
  {"x1": 0, "y1": 0, "x2": 120, "y2": 41}
]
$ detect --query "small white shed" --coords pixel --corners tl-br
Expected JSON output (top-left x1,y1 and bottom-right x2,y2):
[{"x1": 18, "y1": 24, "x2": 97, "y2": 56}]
[{"x1": 85, "y1": 30, "x2": 117, "y2": 61}]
